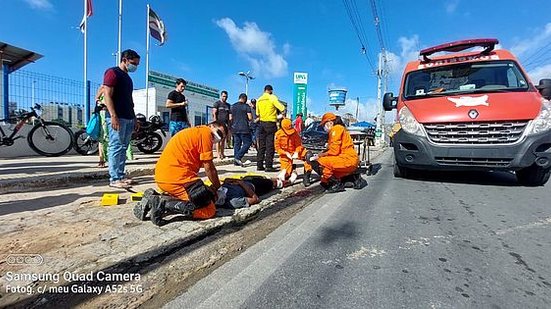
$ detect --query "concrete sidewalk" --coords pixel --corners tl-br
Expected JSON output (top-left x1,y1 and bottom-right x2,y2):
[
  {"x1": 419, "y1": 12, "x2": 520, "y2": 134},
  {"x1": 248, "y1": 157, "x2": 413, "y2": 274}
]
[{"x1": 0, "y1": 146, "x2": 386, "y2": 308}]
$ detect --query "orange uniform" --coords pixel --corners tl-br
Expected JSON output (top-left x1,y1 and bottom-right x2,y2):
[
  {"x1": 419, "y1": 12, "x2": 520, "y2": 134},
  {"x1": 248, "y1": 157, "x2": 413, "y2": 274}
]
[
  {"x1": 275, "y1": 120, "x2": 312, "y2": 178},
  {"x1": 318, "y1": 125, "x2": 359, "y2": 183},
  {"x1": 155, "y1": 126, "x2": 216, "y2": 219}
]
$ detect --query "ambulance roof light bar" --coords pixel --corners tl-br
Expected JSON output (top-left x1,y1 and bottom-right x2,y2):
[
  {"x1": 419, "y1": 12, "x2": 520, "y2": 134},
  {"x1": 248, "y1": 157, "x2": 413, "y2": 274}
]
[{"x1": 419, "y1": 38, "x2": 499, "y2": 62}]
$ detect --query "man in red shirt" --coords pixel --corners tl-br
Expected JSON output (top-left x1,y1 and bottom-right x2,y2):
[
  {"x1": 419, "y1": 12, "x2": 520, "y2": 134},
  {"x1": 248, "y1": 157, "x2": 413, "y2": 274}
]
[{"x1": 102, "y1": 49, "x2": 140, "y2": 189}]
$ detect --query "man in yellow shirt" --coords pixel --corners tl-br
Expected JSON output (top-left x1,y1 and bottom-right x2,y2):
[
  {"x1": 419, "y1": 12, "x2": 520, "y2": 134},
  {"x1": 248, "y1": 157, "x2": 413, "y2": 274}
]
[{"x1": 256, "y1": 85, "x2": 285, "y2": 172}]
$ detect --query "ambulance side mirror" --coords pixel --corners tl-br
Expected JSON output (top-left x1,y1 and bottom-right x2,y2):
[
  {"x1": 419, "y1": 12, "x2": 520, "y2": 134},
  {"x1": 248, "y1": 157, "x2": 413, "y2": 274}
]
[
  {"x1": 383, "y1": 92, "x2": 398, "y2": 111},
  {"x1": 537, "y1": 79, "x2": 551, "y2": 100}
]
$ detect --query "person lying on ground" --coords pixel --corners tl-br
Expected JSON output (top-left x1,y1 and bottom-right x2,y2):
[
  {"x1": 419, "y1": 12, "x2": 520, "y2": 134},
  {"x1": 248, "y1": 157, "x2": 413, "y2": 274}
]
[{"x1": 215, "y1": 176, "x2": 285, "y2": 209}]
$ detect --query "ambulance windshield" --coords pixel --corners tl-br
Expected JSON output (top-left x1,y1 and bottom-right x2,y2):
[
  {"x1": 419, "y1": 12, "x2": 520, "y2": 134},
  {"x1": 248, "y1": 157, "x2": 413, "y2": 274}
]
[{"x1": 404, "y1": 61, "x2": 529, "y2": 99}]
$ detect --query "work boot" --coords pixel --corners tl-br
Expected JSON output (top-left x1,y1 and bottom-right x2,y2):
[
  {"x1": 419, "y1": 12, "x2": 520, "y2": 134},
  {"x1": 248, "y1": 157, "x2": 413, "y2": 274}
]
[
  {"x1": 326, "y1": 177, "x2": 345, "y2": 194},
  {"x1": 353, "y1": 174, "x2": 368, "y2": 190},
  {"x1": 163, "y1": 198, "x2": 195, "y2": 217},
  {"x1": 303, "y1": 171, "x2": 312, "y2": 187},
  {"x1": 150, "y1": 195, "x2": 167, "y2": 226},
  {"x1": 133, "y1": 188, "x2": 159, "y2": 221}
]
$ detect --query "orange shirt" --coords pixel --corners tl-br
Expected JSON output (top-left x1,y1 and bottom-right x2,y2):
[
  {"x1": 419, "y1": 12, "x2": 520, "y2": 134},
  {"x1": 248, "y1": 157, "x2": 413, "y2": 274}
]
[
  {"x1": 326, "y1": 125, "x2": 358, "y2": 160},
  {"x1": 155, "y1": 126, "x2": 214, "y2": 185},
  {"x1": 275, "y1": 129, "x2": 304, "y2": 156}
]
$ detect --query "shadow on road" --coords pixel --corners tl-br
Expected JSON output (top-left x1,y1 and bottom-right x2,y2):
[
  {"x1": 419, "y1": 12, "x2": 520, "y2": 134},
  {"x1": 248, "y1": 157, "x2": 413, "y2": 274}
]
[{"x1": 405, "y1": 170, "x2": 520, "y2": 187}]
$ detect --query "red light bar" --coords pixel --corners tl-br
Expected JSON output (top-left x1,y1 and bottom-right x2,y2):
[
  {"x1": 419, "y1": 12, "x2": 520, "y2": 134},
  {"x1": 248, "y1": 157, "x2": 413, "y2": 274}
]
[{"x1": 420, "y1": 38, "x2": 499, "y2": 62}]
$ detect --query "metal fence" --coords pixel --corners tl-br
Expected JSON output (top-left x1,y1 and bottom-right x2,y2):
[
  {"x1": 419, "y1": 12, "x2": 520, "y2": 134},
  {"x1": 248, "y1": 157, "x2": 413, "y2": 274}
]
[{"x1": 5, "y1": 70, "x2": 100, "y2": 127}]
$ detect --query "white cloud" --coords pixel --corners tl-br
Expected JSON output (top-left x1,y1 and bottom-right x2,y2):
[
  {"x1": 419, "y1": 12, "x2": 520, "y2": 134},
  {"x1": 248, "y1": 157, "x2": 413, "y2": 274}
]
[
  {"x1": 215, "y1": 18, "x2": 288, "y2": 78},
  {"x1": 24, "y1": 0, "x2": 53, "y2": 10},
  {"x1": 528, "y1": 63, "x2": 551, "y2": 83},
  {"x1": 445, "y1": 0, "x2": 460, "y2": 13},
  {"x1": 385, "y1": 35, "x2": 420, "y2": 89},
  {"x1": 510, "y1": 23, "x2": 551, "y2": 58},
  {"x1": 283, "y1": 43, "x2": 292, "y2": 56},
  {"x1": 338, "y1": 97, "x2": 379, "y2": 122}
]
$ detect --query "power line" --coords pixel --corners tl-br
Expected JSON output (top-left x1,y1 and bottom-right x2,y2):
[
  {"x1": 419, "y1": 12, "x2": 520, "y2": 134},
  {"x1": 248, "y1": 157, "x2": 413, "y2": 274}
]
[
  {"x1": 342, "y1": 0, "x2": 376, "y2": 73},
  {"x1": 523, "y1": 39, "x2": 551, "y2": 65}
]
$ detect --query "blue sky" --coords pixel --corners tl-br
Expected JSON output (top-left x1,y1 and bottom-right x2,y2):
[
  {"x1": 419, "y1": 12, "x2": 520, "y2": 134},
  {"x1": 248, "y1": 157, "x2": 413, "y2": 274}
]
[{"x1": 1, "y1": 0, "x2": 551, "y2": 121}]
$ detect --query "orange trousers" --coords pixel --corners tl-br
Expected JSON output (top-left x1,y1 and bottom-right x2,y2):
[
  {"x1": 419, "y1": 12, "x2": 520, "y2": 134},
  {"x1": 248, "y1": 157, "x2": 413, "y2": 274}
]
[
  {"x1": 157, "y1": 182, "x2": 216, "y2": 220},
  {"x1": 279, "y1": 148, "x2": 312, "y2": 178},
  {"x1": 317, "y1": 155, "x2": 358, "y2": 183}
]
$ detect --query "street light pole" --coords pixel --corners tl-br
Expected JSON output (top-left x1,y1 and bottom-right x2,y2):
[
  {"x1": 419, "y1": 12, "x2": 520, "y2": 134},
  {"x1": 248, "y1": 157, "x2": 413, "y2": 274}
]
[{"x1": 238, "y1": 71, "x2": 255, "y2": 96}]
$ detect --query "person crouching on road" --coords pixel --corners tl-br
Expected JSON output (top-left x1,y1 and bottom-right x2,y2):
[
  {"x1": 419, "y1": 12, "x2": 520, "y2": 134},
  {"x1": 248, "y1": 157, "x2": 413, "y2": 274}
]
[
  {"x1": 134, "y1": 121, "x2": 228, "y2": 226},
  {"x1": 308, "y1": 113, "x2": 365, "y2": 193},
  {"x1": 275, "y1": 118, "x2": 312, "y2": 187}
]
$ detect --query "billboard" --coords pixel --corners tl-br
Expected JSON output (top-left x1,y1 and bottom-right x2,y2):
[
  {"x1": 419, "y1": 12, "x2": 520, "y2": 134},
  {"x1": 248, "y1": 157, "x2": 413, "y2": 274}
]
[{"x1": 293, "y1": 72, "x2": 308, "y2": 118}]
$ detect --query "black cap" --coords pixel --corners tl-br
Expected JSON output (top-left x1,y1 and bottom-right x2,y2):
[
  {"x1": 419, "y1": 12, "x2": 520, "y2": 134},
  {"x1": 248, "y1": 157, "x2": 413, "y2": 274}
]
[{"x1": 264, "y1": 85, "x2": 273, "y2": 91}]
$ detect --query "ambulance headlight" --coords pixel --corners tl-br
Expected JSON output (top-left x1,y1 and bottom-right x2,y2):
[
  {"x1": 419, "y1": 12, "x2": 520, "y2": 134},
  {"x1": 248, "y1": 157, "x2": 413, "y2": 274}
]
[
  {"x1": 399, "y1": 106, "x2": 424, "y2": 136},
  {"x1": 526, "y1": 99, "x2": 551, "y2": 136}
]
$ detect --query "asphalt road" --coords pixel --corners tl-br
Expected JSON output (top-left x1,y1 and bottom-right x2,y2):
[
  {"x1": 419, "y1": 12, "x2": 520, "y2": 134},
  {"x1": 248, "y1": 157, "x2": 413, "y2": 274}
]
[{"x1": 166, "y1": 150, "x2": 551, "y2": 309}]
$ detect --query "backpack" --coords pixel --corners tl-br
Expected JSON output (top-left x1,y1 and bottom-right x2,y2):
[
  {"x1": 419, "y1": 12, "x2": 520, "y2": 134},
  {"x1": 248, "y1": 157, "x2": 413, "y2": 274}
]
[{"x1": 85, "y1": 111, "x2": 101, "y2": 140}]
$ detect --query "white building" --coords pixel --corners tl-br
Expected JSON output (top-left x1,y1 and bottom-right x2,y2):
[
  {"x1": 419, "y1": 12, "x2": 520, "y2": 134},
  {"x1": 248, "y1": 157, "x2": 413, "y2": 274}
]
[{"x1": 133, "y1": 70, "x2": 220, "y2": 126}]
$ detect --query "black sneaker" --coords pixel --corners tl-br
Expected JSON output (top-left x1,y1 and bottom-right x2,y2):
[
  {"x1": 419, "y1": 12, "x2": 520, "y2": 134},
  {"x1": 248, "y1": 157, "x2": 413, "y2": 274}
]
[
  {"x1": 303, "y1": 172, "x2": 312, "y2": 187},
  {"x1": 133, "y1": 188, "x2": 159, "y2": 221}
]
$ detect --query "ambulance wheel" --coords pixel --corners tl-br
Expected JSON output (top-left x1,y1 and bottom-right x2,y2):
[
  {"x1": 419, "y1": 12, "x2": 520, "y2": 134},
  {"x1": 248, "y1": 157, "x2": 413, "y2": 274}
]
[
  {"x1": 393, "y1": 162, "x2": 411, "y2": 178},
  {"x1": 516, "y1": 164, "x2": 551, "y2": 187}
]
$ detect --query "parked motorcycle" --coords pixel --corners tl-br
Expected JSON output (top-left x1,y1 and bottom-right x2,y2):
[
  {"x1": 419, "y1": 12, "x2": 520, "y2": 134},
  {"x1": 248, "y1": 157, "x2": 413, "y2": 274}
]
[{"x1": 74, "y1": 114, "x2": 166, "y2": 155}]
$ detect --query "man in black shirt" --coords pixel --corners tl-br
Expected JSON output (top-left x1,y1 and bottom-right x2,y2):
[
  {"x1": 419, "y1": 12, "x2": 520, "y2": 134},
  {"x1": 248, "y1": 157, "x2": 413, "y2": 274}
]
[
  {"x1": 230, "y1": 93, "x2": 253, "y2": 166},
  {"x1": 166, "y1": 78, "x2": 190, "y2": 136},
  {"x1": 212, "y1": 90, "x2": 231, "y2": 160}
]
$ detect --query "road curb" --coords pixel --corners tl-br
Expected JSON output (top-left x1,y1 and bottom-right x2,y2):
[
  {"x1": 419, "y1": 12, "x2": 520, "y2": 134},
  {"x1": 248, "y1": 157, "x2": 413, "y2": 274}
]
[{"x1": 0, "y1": 158, "x2": 235, "y2": 194}]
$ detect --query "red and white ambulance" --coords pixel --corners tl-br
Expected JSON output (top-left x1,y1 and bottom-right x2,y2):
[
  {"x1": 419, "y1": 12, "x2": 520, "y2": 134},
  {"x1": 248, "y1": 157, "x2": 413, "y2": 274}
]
[{"x1": 383, "y1": 38, "x2": 551, "y2": 186}]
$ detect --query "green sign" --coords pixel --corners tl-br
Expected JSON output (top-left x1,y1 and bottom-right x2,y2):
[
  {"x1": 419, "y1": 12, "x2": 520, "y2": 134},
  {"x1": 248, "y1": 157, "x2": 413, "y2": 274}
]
[
  {"x1": 148, "y1": 70, "x2": 219, "y2": 99},
  {"x1": 293, "y1": 72, "x2": 308, "y2": 117}
]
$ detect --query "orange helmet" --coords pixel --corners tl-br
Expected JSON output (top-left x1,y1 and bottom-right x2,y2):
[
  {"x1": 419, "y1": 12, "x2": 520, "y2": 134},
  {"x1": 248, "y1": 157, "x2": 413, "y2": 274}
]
[
  {"x1": 320, "y1": 112, "x2": 337, "y2": 126},
  {"x1": 281, "y1": 118, "x2": 296, "y2": 135}
]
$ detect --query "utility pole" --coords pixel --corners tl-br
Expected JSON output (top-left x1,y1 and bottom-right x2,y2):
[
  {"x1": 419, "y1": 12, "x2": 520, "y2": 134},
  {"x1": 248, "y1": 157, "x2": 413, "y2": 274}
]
[
  {"x1": 355, "y1": 96, "x2": 360, "y2": 121},
  {"x1": 375, "y1": 51, "x2": 386, "y2": 147}
]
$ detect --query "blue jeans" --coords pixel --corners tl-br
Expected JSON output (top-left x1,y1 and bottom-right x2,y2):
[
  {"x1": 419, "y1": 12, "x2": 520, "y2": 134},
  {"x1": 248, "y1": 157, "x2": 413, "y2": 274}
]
[
  {"x1": 106, "y1": 117, "x2": 135, "y2": 182},
  {"x1": 169, "y1": 121, "x2": 190, "y2": 136},
  {"x1": 233, "y1": 133, "x2": 252, "y2": 161}
]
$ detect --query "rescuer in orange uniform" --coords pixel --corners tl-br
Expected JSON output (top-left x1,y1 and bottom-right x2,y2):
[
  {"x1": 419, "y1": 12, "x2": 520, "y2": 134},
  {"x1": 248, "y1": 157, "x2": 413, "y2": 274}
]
[
  {"x1": 308, "y1": 113, "x2": 365, "y2": 193},
  {"x1": 134, "y1": 121, "x2": 228, "y2": 226},
  {"x1": 275, "y1": 118, "x2": 312, "y2": 187}
]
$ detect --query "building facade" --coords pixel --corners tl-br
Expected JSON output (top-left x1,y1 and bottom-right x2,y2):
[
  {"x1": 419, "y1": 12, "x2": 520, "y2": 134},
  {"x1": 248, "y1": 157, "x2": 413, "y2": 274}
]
[{"x1": 132, "y1": 71, "x2": 220, "y2": 127}]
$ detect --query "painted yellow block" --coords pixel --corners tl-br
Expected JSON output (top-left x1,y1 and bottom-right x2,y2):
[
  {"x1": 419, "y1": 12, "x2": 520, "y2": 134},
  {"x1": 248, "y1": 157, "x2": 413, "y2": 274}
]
[
  {"x1": 130, "y1": 192, "x2": 144, "y2": 202},
  {"x1": 101, "y1": 193, "x2": 119, "y2": 206}
]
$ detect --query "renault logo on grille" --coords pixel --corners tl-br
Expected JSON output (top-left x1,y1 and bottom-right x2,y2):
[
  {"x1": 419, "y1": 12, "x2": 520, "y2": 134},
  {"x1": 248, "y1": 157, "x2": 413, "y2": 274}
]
[{"x1": 468, "y1": 109, "x2": 479, "y2": 119}]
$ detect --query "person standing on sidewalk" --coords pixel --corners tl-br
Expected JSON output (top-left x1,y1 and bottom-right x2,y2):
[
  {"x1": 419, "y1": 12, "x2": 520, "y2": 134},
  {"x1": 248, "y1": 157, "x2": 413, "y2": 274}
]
[
  {"x1": 249, "y1": 98, "x2": 259, "y2": 150},
  {"x1": 212, "y1": 90, "x2": 232, "y2": 160},
  {"x1": 166, "y1": 78, "x2": 191, "y2": 136},
  {"x1": 294, "y1": 113, "x2": 304, "y2": 135},
  {"x1": 256, "y1": 85, "x2": 285, "y2": 172},
  {"x1": 102, "y1": 49, "x2": 140, "y2": 189},
  {"x1": 230, "y1": 93, "x2": 253, "y2": 166},
  {"x1": 135, "y1": 121, "x2": 228, "y2": 225}
]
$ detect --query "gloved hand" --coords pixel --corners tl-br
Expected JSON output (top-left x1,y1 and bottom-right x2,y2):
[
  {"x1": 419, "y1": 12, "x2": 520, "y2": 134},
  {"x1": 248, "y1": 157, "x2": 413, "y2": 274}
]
[
  {"x1": 285, "y1": 152, "x2": 293, "y2": 160},
  {"x1": 309, "y1": 154, "x2": 319, "y2": 161},
  {"x1": 292, "y1": 152, "x2": 299, "y2": 159}
]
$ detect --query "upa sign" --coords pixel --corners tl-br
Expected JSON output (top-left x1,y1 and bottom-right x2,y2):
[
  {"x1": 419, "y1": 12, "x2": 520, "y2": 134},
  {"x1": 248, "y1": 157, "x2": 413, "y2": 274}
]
[{"x1": 293, "y1": 72, "x2": 308, "y2": 118}]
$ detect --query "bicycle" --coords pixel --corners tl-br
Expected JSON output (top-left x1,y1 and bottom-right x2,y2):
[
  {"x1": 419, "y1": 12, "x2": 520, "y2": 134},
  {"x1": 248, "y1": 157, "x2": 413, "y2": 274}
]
[{"x1": 0, "y1": 104, "x2": 75, "y2": 157}]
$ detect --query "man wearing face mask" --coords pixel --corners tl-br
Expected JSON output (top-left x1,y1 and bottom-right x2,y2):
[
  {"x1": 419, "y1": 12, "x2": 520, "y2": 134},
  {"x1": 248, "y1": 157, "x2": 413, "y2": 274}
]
[
  {"x1": 307, "y1": 112, "x2": 365, "y2": 193},
  {"x1": 102, "y1": 49, "x2": 141, "y2": 189},
  {"x1": 137, "y1": 121, "x2": 228, "y2": 225}
]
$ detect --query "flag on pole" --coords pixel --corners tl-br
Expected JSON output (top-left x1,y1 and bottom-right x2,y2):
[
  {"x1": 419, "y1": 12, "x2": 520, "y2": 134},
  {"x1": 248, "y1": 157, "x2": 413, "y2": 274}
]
[
  {"x1": 148, "y1": 7, "x2": 167, "y2": 45},
  {"x1": 79, "y1": 0, "x2": 93, "y2": 33}
]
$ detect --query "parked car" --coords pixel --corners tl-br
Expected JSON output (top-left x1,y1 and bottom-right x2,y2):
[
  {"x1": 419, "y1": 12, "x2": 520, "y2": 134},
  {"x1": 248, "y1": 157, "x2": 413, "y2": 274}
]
[{"x1": 301, "y1": 120, "x2": 376, "y2": 151}]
